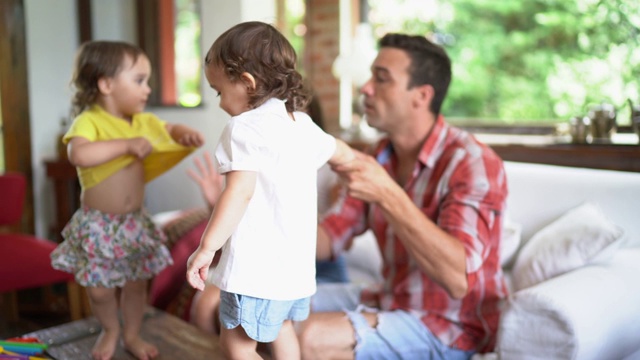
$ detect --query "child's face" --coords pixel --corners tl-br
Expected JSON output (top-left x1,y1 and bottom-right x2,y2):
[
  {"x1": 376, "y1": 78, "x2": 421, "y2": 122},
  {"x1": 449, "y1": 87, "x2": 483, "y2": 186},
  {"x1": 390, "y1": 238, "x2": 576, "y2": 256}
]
[
  {"x1": 107, "y1": 54, "x2": 152, "y2": 118},
  {"x1": 205, "y1": 64, "x2": 250, "y2": 116}
]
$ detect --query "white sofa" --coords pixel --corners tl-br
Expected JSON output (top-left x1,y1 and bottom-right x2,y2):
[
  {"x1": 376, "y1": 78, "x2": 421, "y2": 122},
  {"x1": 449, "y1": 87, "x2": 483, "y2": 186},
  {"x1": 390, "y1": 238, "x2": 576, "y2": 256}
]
[
  {"x1": 342, "y1": 161, "x2": 640, "y2": 360},
  {"x1": 152, "y1": 160, "x2": 640, "y2": 359}
]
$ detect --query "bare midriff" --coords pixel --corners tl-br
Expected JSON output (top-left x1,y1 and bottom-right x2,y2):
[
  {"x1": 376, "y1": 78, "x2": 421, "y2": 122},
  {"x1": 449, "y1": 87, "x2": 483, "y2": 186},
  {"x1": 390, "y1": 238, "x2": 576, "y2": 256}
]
[{"x1": 81, "y1": 160, "x2": 146, "y2": 214}]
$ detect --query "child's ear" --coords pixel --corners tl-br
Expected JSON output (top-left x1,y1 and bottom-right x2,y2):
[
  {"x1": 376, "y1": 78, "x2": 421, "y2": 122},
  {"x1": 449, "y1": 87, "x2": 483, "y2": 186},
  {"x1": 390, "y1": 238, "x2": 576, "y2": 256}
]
[
  {"x1": 240, "y1": 72, "x2": 256, "y2": 91},
  {"x1": 97, "y1": 77, "x2": 112, "y2": 95}
]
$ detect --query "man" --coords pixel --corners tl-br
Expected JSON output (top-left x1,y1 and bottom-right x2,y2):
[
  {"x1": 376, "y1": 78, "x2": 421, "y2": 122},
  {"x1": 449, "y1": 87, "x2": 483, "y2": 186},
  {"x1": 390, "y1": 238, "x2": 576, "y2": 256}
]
[{"x1": 299, "y1": 33, "x2": 508, "y2": 359}]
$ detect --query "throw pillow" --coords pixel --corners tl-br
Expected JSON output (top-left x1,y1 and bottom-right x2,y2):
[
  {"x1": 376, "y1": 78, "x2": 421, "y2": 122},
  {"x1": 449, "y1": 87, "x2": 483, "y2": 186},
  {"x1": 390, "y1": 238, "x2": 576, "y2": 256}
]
[
  {"x1": 500, "y1": 216, "x2": 522, "y2": 268},
  {"x1": 511, "y1": 202, "x2": 624, "y2": 291}
]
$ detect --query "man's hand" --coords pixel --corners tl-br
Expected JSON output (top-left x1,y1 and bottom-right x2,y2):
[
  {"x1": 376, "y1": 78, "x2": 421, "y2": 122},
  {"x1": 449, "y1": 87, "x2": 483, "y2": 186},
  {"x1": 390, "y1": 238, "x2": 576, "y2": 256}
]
[
  {"x1": 187, "y1": 152, "x2": 224, "y2": 207},
  {"x1": 332, "y1": 151, "x2": 396, "y2": 204}
]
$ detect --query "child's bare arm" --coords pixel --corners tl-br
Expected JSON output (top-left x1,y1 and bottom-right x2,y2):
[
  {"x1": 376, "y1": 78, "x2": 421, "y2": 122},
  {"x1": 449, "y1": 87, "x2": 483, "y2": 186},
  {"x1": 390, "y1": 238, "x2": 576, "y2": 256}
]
[
  {"x1": 186, "y1": 170, "x2": 256, "y2": 290},
  {"x1": 166, "y1": 123, "x2": 205, "y2": 147},
  {"x1": 67, "y1": 136, "x2": 152, "y2": 167},
  {"x1": 328, "y1": 138, "x2": 356, "y2": 167}
]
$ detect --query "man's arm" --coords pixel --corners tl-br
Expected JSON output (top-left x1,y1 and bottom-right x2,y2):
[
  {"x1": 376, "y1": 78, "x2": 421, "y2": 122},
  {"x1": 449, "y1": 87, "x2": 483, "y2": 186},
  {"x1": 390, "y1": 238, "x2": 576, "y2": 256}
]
[{"x1": 333, "y1": 152, "x2": 468, "y2": 299}]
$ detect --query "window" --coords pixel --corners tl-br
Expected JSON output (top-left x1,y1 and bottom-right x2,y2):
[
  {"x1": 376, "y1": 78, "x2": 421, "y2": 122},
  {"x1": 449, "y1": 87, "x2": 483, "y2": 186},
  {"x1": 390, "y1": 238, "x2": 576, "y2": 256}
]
[
  {"x1": 279, "y1": 0, "x2": 307, "y2": 74},
  {"x1": 365, "y1": 0, "x2": 640, "y2": 127},
  {"x1": 137, "y1": 0, "x2": 202, "y2": 107},
  {"x1": 173, "y1": 0, "x2": 202, "y2": 107}
]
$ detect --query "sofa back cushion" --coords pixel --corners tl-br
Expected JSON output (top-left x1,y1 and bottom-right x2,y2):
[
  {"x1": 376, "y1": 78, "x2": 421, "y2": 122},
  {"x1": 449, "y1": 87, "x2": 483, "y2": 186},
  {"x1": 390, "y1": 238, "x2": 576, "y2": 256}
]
[{"x1": 503, "y1": 161, "x2": 640, "y2": 245}]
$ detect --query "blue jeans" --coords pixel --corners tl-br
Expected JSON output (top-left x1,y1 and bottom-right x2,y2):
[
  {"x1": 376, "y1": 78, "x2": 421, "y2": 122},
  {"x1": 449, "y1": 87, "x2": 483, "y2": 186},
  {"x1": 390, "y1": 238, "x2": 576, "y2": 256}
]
[
  {"x1": 315, "y1": 255, "x2": 349, "y2": 284},
  {"x1": 311, "y1": 283, "x2": 475, "y2": 360}
]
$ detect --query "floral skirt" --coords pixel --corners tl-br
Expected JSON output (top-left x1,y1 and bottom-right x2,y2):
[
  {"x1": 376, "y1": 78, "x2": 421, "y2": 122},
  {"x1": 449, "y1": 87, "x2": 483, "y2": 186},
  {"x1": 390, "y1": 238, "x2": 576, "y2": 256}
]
[{"x1": 51, "y1": 207, "x2": 173, "y2": 288}]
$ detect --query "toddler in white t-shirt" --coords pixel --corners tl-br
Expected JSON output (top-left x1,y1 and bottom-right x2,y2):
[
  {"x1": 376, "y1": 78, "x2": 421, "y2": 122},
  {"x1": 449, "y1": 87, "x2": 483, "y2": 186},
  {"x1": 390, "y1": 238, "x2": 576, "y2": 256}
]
[{"x1": 186, "y1": 21, "x2": 354, "y2": 359}]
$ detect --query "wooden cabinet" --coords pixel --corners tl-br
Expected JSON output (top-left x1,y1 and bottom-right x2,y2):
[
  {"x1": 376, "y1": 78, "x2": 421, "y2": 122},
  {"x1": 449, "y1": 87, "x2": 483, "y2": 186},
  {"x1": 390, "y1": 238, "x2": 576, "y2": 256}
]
[{"x1": 44, "y1": 159, "x2": 80, "y2": 242}]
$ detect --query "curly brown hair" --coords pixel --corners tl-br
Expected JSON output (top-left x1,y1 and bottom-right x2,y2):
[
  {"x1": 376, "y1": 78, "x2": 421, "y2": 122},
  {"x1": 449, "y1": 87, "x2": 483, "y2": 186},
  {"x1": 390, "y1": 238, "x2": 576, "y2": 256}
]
[
  {"x1": 70, "y1": 41, "x2": 146, "y2": 117},
  {"x1": 204, "y1": 21, "x2": 310, "y2": 113}
]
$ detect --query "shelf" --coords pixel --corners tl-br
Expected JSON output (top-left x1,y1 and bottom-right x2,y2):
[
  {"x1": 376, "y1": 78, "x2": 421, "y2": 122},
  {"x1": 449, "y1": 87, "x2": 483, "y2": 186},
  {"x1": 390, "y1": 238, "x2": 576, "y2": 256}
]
[{"x1": 489, "y1": 143, "x2": 640, "y2": 173}]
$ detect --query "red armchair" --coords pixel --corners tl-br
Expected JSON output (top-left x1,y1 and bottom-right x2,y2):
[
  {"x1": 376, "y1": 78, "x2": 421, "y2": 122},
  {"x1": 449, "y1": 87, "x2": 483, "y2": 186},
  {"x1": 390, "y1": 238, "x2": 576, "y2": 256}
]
[{"x1": 0, "y1": 172, "x2": 86, "y2": 321}]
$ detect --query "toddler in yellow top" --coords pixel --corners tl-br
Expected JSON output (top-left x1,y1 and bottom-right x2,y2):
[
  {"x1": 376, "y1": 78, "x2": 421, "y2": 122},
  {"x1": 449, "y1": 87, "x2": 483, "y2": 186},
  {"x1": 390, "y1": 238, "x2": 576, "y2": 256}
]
[{"x1": 50, "y1": 40, "x2": 204, "y2": 360}]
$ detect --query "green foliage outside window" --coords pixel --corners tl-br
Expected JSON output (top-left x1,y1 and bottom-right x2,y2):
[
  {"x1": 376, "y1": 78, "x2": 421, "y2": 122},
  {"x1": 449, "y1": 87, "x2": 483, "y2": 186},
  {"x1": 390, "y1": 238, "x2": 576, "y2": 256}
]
[
  {"x1": 282, "y1": 0, "x2": 307, "y2": 76},
  {"x1": 367, "y1": 0, "x2": 640, "y2": 125},
  {"x1": 175, "y1": 0, "x2": 202, "y2": 107}
]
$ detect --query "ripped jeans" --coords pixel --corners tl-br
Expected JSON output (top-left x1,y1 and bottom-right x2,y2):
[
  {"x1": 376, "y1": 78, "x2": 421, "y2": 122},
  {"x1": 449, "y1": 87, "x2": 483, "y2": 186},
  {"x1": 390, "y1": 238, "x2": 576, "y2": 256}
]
[{"x1": 311, "y1": 283, "x2": 475, "y2": 360}]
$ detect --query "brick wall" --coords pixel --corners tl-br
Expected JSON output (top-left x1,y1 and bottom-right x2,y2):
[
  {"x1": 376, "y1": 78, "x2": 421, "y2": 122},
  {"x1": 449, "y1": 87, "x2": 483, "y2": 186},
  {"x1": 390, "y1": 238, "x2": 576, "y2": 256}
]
[{"x1": 304, "y1": 0, "x2": 341, "y2": 134}]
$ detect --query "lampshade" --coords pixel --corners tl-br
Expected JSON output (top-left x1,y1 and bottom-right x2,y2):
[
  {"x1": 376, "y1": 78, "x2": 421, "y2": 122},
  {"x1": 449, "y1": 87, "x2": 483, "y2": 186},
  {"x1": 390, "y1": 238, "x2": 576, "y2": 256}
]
[{"x1": 332, "y1": 23, "x2": 378, "y2": 87}]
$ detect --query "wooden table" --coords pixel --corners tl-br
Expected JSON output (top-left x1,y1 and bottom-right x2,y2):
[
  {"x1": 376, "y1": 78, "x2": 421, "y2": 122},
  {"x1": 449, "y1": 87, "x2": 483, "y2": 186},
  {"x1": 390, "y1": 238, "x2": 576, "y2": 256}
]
[{"x1": 24, "y1": 307, "x2": 225, "y2": 359}]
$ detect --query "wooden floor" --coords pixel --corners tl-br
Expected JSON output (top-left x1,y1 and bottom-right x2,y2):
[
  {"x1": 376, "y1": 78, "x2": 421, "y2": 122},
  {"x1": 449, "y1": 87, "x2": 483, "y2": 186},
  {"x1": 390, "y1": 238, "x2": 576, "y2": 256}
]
[{"x1": 2, "y1": 295, "x2": 273, "y2": 359}]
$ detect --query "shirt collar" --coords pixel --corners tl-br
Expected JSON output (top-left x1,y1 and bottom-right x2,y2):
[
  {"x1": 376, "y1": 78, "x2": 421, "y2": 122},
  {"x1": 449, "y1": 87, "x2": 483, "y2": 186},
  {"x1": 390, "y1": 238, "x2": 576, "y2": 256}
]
[
  {"x1": 375, "y1": 114, "x2": 448, "y2": 170},
  {"x1": 257, "y1": 98, "x2": 287, "y2": 115},
  {"x1": 90, "y1": 104, "x2": 137, "y2": 124},
  {"x1": 419, "y1": 114, "x2": 448, "y2": 169}
]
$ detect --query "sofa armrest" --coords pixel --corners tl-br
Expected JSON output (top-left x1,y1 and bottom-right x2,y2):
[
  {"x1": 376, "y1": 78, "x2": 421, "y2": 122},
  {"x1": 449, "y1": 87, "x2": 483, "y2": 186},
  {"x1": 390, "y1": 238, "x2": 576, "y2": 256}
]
[{"x1": 497, "y1": 247, "x2": 640, "y2": 360}]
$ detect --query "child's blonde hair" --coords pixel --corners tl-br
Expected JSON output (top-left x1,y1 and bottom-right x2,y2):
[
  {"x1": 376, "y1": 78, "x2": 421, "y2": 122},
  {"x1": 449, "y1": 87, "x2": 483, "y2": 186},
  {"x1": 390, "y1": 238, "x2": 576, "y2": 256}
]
[
  {"x1": 70, "y1": 41, "x2": 146, "y2": 117},
  {"x1": 205, "y1": 21, "x2": 310, "y2": 113}
]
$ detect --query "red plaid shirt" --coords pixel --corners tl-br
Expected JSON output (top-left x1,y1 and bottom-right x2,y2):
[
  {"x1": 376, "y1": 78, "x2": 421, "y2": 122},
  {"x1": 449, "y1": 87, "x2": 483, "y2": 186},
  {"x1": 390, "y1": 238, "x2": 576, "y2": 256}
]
[{"x1": 321, "y1": 116, "x2": 508, "y2": 352}]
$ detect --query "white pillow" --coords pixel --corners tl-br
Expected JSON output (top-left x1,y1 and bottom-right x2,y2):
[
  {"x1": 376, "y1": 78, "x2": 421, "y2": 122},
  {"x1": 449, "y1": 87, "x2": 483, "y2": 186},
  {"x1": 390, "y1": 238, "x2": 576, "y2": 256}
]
[
  {"x1": 511, "y1": 202, "x2": 624, "y2": 291},
  {"x1": 500, "y1": 216, "x2": 522, "y2": 268}
]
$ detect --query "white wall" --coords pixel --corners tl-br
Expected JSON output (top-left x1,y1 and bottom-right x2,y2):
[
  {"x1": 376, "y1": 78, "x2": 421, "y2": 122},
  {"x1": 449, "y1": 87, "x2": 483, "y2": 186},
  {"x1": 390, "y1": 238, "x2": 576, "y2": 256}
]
[
  {"x1": 91, "y1": 0, "x2": 136, "y2": 42},
  {"x1": 25, "y1": 0, "x2": 276, "y2": 238},
  {"x1": 25, "y1": 0, "x2": 78, "y2": 239},
  {"x1": 145, "y1": 0, "x2": 277, "y2": 214}
]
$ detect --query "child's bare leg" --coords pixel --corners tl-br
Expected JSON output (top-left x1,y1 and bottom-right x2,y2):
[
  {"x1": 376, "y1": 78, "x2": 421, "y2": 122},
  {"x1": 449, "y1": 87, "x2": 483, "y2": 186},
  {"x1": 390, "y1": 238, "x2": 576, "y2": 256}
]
[
  {"x1": 271, "y1": 320, "x2": 300, "y2": 360},
  {"x1": 87, "y1": 286, "x2": 120, "y2": 360},
  {"x1": 190, "y1": 284, "x2": 221, "y2": 334},
  {"x1": 219, "y1": 326, "x2": 262, "y2": 360},
  {"x1": 121, "y1": 279, "x2": 158, "y2": 360}
]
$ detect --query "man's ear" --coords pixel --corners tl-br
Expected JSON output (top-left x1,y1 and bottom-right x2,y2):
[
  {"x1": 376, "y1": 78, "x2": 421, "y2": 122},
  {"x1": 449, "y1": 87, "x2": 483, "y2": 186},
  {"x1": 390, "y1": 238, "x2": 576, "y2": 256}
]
[
  {"x1": 240, "y1": 72, "x2": 256, "y2": 91},
  {"x1": 413, "y1": 84, "x2": 434, "y2": 110},
  {"x1": 97, "y1": 77, "x2": 112, "y2": 95}
]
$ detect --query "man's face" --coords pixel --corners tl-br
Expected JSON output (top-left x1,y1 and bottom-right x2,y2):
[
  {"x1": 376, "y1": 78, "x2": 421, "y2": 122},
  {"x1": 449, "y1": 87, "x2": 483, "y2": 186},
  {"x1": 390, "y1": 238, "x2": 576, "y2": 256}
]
[{"x1": 359, "y1": 48, "x2": 415, "y2": 133}]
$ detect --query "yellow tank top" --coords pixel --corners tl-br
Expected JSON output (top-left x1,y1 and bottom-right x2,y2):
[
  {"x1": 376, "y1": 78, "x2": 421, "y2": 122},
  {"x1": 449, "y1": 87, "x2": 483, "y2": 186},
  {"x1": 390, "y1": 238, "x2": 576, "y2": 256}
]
[{"x1": 63, "y1": 105, "x2": 195, "y2": 190}]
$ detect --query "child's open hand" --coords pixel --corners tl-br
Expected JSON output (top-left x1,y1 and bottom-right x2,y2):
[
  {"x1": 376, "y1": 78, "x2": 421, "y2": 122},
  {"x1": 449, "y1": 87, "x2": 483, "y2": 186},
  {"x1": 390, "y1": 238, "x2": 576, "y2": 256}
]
[
  {"x1": 187, "y1": 152, "x2": 224, "y2": 207},
  {"x1": 127, "y1": 137, "x2": 153, "y2": 159}
]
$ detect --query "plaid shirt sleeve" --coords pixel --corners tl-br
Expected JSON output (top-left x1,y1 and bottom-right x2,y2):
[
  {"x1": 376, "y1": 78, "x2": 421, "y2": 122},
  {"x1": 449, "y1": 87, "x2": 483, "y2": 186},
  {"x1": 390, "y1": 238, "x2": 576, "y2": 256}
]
[{"x1": 320, "y1": 190, "x2": 369, "y2": 258}]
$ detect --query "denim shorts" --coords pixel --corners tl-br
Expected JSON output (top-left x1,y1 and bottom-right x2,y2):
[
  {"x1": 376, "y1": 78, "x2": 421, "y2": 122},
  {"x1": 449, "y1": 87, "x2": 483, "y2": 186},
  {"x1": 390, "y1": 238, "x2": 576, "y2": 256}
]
[
  {"x1": 312, "y1": 283, "x2": 475, "y2": 360},
  {"x1": 219, "y1": 290, "x2": 310, "y2": 343}
]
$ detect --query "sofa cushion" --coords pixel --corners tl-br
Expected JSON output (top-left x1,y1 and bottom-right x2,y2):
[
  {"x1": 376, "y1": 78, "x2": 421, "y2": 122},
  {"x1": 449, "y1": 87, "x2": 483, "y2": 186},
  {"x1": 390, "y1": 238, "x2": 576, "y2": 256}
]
[
  {"x1": 500, "y1": 216, "x2": 522, "y2": 268},
  {"x1": 511, "y1": 202, "x2": 624, "y2": 291},
  {"x1": 498, "y1": 247, "x2": 640, "y2": 360}
]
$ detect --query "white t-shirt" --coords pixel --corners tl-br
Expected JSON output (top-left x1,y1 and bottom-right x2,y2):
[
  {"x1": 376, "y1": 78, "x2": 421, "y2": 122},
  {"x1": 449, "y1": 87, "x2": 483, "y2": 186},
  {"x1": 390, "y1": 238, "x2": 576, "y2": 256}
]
[{"x1": 210, "y1": 98, "x2": 337, "y2": 300}]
